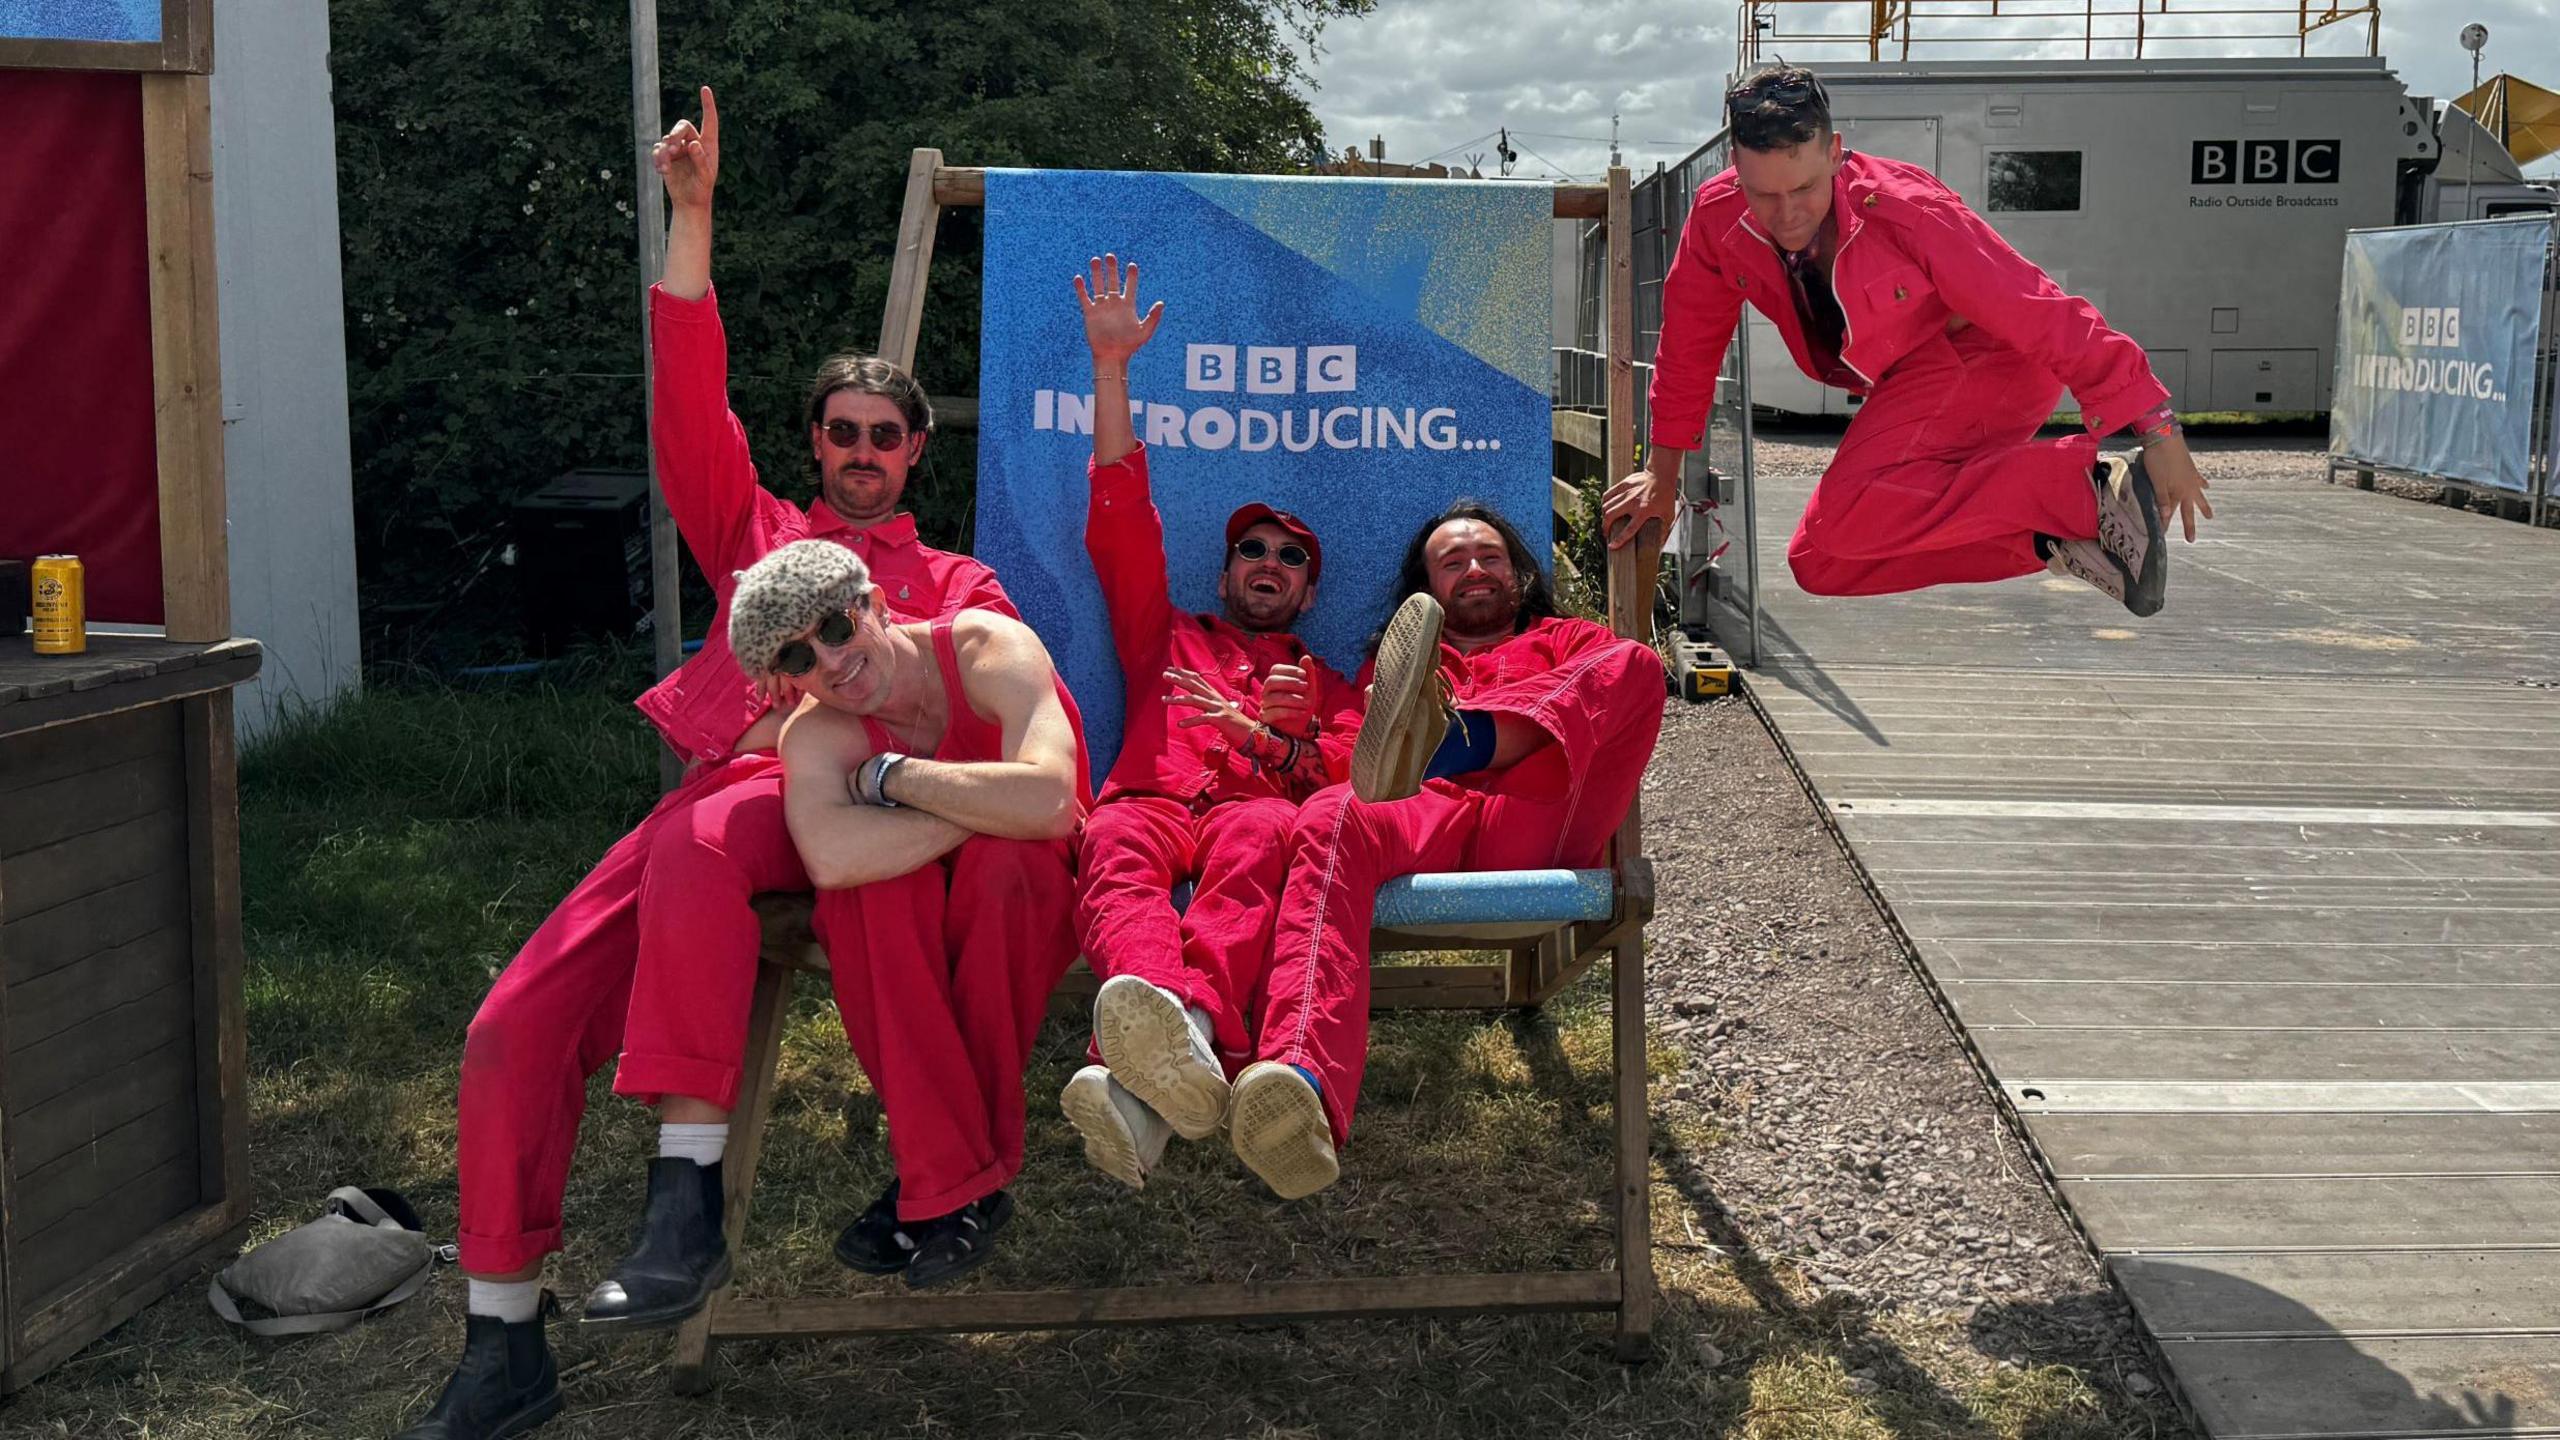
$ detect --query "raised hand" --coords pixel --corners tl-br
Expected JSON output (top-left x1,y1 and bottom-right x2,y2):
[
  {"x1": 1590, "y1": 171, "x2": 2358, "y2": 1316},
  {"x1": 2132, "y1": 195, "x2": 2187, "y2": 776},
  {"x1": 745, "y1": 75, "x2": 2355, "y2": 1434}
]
[
  {"x1": 1257, "y1": 663, "x2": 1314, "y2": 738},
  {"x1": 1074, "y1": 253, "x2": 1164, "y2": 364},
  {"x1": 652, "y1": 86, "x2": 720, "y2": 212}
]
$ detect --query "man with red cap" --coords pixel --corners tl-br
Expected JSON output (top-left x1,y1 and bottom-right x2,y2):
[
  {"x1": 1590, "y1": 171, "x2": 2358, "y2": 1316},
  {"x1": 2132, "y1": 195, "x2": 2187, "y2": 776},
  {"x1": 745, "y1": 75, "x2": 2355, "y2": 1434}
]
[{"x1": 1057, "y1": 255, "x2": 1364, "y2": 1188}]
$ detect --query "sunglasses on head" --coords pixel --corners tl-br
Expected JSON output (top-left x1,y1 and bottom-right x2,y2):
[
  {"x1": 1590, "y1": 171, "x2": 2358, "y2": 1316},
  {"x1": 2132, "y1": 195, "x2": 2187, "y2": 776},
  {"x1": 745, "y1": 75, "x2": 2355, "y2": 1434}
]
[
  {"x1": 772, "y1": 606, "x2": 861, "y2": 678},
  {"x1": 1727, "y1": 69, "x2": 1827, "y2": 119},
  {"x1": 820, "y1": 419, "x2": 911, "y2": 451},
  {"x1": 1233, "y1": 537, "x2": 1310, "y2": 569}
]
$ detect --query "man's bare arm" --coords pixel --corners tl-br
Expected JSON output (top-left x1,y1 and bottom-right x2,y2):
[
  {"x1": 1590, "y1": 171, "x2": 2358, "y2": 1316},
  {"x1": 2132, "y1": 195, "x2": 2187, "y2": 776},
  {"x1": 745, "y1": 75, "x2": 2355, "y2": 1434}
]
[
  {"x1": 780, "y1": 703, "x2": 969, "y2": 890},
  {"x1": 876, "y1": 615, "x2": 1081, "y2": 841},
  {"x1": 653, "y1": 87, "x2": 717, "y2": 301}
]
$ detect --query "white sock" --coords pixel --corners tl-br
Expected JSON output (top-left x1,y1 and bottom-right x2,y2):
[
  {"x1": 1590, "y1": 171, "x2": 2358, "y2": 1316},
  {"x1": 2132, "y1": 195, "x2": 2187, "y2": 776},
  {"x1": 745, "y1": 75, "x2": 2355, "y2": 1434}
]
[
  {"x1": 467, "y1": 1277, "x2": 542, "y2": 1323},
  {"x1": 657, "y1": 1121, "x2": 729, "y2": 1166}
]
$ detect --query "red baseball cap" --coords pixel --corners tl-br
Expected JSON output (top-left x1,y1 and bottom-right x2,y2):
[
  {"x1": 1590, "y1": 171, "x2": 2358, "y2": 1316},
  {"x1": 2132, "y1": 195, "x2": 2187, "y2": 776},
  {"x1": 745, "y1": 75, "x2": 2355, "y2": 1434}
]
[{"x1": 1225, "y1": 503, "x2": 1323, "y2": 583}]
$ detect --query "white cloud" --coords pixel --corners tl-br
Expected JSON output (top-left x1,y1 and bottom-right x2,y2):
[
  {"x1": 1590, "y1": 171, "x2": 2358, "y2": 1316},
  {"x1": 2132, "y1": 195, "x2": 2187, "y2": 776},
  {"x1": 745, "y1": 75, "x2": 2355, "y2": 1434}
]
[{"x1": 1305, "y1": 0, "x2": 2559, "y2": 180}]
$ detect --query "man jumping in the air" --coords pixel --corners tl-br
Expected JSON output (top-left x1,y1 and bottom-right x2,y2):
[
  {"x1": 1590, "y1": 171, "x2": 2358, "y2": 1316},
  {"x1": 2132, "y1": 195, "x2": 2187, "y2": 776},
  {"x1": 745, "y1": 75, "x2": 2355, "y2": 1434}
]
[{"x1": 1606, "y1": 63, "x2": 2213, "y2": 614}]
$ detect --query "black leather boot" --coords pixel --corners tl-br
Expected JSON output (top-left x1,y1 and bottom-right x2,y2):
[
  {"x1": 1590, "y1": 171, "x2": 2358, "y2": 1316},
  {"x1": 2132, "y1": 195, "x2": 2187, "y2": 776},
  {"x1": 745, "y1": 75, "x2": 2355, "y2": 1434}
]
[
  {"x1": 580, "y1": 1157, "x2": 730, "y2": 1329},
  {"x1": 391, "y1": 1293, "x2": 563, "y2": 1439}
]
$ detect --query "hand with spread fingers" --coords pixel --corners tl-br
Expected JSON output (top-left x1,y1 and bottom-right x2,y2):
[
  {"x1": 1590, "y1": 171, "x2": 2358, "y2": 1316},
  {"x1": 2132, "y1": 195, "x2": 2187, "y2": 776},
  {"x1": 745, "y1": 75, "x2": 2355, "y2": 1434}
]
[
  {"x1": 1162, "y1": 666, "x2": 1256, "y2": 746},
  {"x1": 1074, "y1": 253, "x2": 1164, "y2": 364}
]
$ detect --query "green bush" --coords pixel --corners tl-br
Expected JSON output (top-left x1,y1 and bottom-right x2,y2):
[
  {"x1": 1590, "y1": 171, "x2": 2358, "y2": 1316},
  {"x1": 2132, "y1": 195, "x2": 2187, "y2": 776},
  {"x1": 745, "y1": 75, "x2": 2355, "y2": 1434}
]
[{"x1": 331, "y1": 0, "x2": 1369, "y2": 666}]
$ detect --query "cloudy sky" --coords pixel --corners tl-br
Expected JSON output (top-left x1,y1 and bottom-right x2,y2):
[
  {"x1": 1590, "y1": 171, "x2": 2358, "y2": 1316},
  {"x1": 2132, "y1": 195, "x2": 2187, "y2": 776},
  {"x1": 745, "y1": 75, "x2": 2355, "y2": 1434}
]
[{"x1": 1302, "y1": 0, "x2": 2558, "y2": 180}]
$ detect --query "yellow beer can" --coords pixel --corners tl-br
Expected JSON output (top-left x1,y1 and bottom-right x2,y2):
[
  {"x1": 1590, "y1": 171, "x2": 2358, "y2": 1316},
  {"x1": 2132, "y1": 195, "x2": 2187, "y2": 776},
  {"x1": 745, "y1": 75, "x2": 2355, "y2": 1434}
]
[{"x1": 32, "y1": 554, "x2": 87, "y2": 656}]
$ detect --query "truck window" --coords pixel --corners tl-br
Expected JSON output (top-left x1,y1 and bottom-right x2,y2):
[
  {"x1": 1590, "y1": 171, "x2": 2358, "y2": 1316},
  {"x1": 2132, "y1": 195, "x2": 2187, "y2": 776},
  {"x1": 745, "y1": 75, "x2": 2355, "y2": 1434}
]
[{"x1": 1987, "y1": 150, "x2": 2082, "y2": 212}]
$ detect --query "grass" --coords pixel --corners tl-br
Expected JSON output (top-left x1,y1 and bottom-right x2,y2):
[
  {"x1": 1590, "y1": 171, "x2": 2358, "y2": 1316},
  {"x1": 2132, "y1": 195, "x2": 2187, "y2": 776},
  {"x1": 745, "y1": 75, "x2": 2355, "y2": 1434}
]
[{"x1": 1, "y1": 668, "x2": 2166, "y2": 1438}]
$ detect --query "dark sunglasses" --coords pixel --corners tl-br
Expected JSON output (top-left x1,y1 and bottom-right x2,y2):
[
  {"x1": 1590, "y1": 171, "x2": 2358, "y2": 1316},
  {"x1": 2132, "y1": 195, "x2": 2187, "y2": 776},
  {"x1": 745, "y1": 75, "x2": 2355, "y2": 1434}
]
[
  {"x1": 820, "y1": 419, "x2": 911, "y2": 451},
  {"x1": 1233, "y1": 537, "x2": 1310, "y2": 569},
  {"x1": 773, "y1": 607, "x2": 860, "y2": 678},
  {"x1": 1727, "y1": 69, "x2": 1827, "y2": 120}
]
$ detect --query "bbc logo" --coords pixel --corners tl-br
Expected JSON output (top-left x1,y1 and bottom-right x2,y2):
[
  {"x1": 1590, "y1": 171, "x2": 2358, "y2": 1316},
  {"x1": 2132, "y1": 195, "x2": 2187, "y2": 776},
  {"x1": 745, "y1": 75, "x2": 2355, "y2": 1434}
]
[
  {"x1": 2191, "y1": 139, "x2": 2342, "y2": 186},
  {"x1": 2398, "y1": 306, "x2": 2462, "y2": 349}
]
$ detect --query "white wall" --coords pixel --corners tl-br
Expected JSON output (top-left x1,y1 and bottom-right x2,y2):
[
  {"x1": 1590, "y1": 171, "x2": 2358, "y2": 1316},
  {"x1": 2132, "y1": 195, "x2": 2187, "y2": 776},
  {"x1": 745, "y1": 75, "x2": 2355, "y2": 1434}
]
[{"x1": 209, "y1": 0, "x2": 361, "y2": 737}]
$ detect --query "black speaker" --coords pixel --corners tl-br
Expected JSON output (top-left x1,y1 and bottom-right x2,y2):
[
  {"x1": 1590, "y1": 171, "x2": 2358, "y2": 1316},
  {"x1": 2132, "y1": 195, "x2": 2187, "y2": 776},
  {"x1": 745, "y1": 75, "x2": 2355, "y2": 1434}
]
[{"x1": 512, "y1": 470, "x2": 652, "y2": 656}]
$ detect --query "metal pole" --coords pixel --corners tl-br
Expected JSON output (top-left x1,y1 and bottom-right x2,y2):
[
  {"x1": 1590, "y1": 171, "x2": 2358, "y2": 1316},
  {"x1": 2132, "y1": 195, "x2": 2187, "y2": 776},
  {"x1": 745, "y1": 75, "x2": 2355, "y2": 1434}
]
[
  {"x1": 1737, "y1": 318, "x2": 1760, "y2": 668},
  {"x1": 629, "y1": 0, "x2": 683, "y2": 788},
  {"x1": 2534, "y1": 222, "x2": 2557, "y2": 527}
]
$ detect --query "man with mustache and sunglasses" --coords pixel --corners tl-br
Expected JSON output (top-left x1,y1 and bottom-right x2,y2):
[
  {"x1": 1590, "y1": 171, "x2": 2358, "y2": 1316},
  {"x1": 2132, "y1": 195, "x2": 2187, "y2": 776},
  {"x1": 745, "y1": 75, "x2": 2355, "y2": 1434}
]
[
  {"x1": 1053, "y1": 256, "x2": 1365, "y2": 1190},
  {"x1": 399, "y1": 88, "x2": 1019, "y2": 1440},
  {"x1": 731, "y1": 540, "x2": 1087, "y2": 1289},
  {"x1": 1606, "y1": 63, "x2": 2213, "y2": 615}
]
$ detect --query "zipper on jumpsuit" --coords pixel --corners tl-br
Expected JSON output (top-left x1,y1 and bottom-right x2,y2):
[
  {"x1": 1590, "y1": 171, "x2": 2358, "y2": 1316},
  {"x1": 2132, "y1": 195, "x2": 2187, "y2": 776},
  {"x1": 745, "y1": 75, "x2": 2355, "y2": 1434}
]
[{"x1": 1743, "y1": 203, "x2": 1874, "y2": 391}]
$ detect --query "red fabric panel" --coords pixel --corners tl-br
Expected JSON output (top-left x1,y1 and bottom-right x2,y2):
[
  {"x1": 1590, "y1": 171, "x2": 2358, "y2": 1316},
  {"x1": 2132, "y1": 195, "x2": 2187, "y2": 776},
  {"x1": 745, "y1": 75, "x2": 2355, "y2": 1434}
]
[{"x1": 0, "y1": 71, "x2": 163, "y2": 625}]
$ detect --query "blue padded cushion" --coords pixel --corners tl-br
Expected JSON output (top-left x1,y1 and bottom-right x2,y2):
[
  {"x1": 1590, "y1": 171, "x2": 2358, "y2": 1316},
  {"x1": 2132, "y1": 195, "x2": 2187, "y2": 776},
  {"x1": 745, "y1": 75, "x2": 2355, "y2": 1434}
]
[{"x1": 1171, "y1": 869, "x2": 1615, "y2": 928}]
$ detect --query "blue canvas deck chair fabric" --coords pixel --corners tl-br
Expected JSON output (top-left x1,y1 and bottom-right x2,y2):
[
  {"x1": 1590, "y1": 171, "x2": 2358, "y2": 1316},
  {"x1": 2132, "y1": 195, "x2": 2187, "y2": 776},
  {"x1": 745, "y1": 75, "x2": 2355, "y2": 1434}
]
[{"x1": 668, "y1": 153, "x2": 1663, "y2": 1392}]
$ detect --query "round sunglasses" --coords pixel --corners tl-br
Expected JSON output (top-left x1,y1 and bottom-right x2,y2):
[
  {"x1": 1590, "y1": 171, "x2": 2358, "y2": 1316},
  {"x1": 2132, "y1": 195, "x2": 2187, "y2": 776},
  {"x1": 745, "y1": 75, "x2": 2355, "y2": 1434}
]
[
  {"x1": 1233, "y1": 537, "x2": 1311, "y2": 569},
  {"x1": 773, "y1": 608, "x2": 859, "y2": 678},
  {"x1": 820, "y1": 419, "x2": 912, "y2": 451}
]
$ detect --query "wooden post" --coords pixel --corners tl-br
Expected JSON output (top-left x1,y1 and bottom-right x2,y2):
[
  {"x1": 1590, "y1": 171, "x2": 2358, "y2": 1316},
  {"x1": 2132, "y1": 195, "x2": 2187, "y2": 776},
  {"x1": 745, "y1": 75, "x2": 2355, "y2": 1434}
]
[
  {"x1": 628, "y1": 0, "x2": 685, "y2": 789},
  {"x1": 140, "y1": 73, "x2": 229, "y2": 644},
  {"x1": 671, "y1": 959, "x2": 795, "y2": 1393},
  {"x1": 182, "y1": 692, "x2": 248, "y2": 1224},
  {"x1": 878, "y1": 149, "x2": 947, "y2": 372}
]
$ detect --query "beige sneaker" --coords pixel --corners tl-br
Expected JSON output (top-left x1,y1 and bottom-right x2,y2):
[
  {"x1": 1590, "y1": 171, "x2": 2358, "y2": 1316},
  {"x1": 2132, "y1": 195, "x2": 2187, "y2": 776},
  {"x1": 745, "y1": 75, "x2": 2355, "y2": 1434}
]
[
  {"x1": 1060, "y1": 1064, "x2": 1170, "y2": 1191},
  {"x1": 1351, "y1": 593, "x2": 1453, "y2": 803},
  {"x1": 2090, "y1": 454, "x2": 2167, "y2": 617},
  {"x1": 1228, "y1": 1061, "x2": 1340, "y2": 1200},
  {"x1": 1093, "y1": 975, "x2": 1229, "y2": 1140},
  {"x1": 2044, "y1": 536, "x2": 2132, "y2": 607}
]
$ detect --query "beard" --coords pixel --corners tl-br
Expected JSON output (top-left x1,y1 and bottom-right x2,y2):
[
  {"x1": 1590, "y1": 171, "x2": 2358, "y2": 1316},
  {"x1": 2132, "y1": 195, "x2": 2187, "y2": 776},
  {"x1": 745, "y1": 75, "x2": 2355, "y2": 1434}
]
[
  {"x1": 1224, "y1": 586, "x2": 1301, "y2": 632},
  {"x1": 1443, "y1": 577, "x2": 1520, "y2": 636}
]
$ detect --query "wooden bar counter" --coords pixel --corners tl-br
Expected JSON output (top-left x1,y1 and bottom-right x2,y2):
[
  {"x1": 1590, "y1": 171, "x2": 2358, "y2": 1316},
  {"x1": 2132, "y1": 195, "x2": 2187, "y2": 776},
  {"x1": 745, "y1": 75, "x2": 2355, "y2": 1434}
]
[{"x1": 0, "y1": 633, "x2": 260, "y2": 1389}]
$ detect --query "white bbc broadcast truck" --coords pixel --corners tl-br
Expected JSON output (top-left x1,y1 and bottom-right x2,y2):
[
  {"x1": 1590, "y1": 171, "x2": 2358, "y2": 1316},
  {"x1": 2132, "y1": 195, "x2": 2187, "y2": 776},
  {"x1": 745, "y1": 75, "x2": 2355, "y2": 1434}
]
[{"x1": 1743, "y1": 56, "x2": 2554, "y2": 421}]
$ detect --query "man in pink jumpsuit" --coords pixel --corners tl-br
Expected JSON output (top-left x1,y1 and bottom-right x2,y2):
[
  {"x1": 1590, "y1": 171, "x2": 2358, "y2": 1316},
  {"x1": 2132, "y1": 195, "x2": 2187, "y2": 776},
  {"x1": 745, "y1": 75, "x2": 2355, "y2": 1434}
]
[
  {"x1": 1221, "y1": 505, "x2": 1668, "y2": 1200},
  {"x1": 1605, "y1": 63, "x2": 2215, "y2": 614},
  {"x1": 398, "y1": 90, "x2": 1013, "y2": 1440},
  {"x1": 1056, "y1": 256, "x2": 1362, "y2": 1189}
]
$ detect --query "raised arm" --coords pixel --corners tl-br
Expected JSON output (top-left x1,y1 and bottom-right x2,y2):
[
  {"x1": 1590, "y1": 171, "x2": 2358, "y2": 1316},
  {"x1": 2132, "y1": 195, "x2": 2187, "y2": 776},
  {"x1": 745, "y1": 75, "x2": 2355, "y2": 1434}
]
[
  {"x1": 654, "y1": 85, "x2": 717, "y2": 302},
  {"x1": 1076, "y1": 252, "x2": 1162, "y2": 469},
  {"x1": 1077, "y1": 253, "x2": 1176, "y2": 659},
  {"x1": 645, "y1": 87, "x2": 790, "y2": 571},
  {"x1": 871, "y1": 615, "x2": 1082, "y2": 841}
]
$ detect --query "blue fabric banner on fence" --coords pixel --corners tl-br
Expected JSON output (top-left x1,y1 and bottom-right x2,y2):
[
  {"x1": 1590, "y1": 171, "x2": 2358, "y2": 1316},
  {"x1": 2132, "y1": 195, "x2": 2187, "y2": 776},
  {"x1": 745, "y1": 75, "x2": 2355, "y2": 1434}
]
[
  {"x1": 976, "y1": 169, "x2": 1554, "y2": 779},
  {"x1": 2330, "y1": 217, "x2": 2552, "y2": 493}
]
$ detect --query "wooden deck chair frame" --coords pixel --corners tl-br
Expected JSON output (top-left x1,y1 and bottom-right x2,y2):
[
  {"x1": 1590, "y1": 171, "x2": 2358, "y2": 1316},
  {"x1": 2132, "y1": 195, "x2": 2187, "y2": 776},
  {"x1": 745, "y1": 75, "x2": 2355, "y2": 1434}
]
[{"x1": 669, "y1": 155, "x2": 1664, "y2": 1391}]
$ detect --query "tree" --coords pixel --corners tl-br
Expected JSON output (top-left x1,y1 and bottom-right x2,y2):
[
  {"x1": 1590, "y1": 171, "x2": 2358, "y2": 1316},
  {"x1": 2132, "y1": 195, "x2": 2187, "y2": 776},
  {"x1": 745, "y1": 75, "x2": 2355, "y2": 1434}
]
[{"x1": 329, "y1": 0, "x2": 1370, "y2": 663}]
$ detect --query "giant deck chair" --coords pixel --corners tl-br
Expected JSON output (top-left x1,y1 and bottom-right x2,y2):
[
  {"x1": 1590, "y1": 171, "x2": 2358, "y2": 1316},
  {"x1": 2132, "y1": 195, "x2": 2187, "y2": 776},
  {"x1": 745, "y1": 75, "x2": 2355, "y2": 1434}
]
[{"x1": 669, "y1": 155, "x2": 1664, "y2": 1391}]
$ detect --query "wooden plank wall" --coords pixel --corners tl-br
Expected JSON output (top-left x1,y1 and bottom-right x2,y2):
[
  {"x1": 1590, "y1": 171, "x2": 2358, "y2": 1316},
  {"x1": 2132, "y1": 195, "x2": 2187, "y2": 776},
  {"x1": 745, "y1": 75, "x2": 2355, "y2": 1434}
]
[{"x1": 0, "y1": 707, "x2": 204, "y2": 1313}]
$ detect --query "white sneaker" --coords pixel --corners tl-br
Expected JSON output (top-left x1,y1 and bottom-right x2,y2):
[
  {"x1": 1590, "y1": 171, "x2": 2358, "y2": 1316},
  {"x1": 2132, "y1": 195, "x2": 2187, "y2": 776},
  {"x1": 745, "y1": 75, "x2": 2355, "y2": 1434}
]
[
  {"x1": 1060, "y1": 1065, "x2": 1170, "y2": 1190},
  {"x1": 1093, "y1": 976, "x2": 1230, "y2": 1141},
  {"x1": 1228, "y1": 1061, "x2": 1340, "y2": 1201}
]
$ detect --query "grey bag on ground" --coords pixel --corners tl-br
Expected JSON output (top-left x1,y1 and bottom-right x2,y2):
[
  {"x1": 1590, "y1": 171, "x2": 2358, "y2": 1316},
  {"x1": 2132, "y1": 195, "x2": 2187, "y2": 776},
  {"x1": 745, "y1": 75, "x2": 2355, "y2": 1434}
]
[{"x1": 209, "y1": 1186, "x2": 446, "y2": 1336}]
